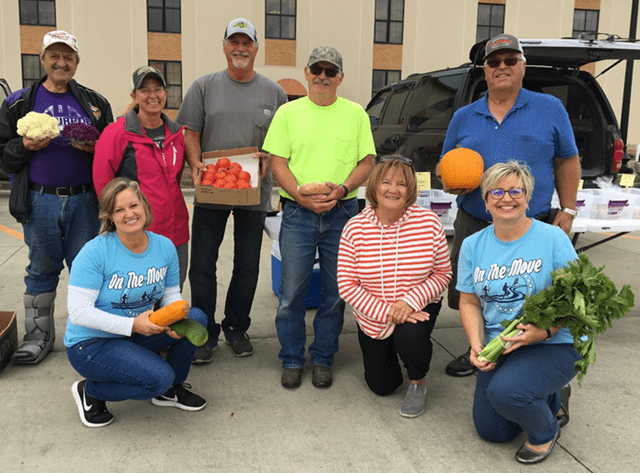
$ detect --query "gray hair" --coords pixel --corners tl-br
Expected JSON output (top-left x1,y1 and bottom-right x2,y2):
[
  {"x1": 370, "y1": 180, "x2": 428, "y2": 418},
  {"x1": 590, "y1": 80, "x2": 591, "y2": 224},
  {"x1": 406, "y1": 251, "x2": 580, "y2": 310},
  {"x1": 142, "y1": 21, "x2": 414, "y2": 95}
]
[{"x1": 480, "y1": 161, "x2": 534, "y2": 203}]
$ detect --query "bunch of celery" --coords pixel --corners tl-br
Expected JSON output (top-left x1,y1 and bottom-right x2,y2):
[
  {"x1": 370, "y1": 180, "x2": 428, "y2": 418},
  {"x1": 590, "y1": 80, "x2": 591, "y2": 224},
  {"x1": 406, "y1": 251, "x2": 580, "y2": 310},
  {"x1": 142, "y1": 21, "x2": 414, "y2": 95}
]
[{"x1": 477, "y1": 253, "x2": 634, "y2": 384}]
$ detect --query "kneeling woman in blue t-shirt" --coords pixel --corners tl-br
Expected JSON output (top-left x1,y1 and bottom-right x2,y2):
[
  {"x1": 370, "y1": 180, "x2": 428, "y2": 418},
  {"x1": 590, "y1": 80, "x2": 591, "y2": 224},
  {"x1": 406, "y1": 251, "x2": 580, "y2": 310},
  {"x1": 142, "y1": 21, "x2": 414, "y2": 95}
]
[
  {"x1": 457, "y1": 161, "x2": 580, "y2": 465},
  {"x1": 64, "y1": 177, "x2": 207, "y2": 428}
]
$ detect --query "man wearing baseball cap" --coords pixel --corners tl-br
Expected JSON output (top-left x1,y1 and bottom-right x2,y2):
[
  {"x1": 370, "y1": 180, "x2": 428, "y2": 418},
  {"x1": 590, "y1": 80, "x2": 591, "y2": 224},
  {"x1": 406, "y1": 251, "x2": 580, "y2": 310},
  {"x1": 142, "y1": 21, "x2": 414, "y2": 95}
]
[
  {"x1": 177, "y1": 18, "x2": 287, "y2": 361},
  {"x1": 263, "y1": 46, "x2": 376, "y2": 389},
  {"x1": 0, "y1": 30, "x2": 113, "y2": 364},
  {"x1": 438, "y1": 33, "x2": 580, "y2": 383}
]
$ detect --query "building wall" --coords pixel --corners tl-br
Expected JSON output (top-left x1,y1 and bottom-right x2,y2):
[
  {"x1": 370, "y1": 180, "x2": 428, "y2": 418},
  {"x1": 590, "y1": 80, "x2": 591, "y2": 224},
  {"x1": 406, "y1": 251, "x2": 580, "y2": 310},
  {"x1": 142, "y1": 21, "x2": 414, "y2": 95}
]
[{"x1": 1, "y1": 0, "x2": 640, "y2": 146}]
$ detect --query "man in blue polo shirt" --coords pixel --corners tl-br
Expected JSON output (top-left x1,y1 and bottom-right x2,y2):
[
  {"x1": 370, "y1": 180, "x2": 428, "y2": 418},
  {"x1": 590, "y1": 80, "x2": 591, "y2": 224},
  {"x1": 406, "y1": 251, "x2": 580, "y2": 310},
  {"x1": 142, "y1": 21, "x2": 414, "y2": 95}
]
[{"x1": 438, "y1": 33, "x2": 581, "y2": 377}]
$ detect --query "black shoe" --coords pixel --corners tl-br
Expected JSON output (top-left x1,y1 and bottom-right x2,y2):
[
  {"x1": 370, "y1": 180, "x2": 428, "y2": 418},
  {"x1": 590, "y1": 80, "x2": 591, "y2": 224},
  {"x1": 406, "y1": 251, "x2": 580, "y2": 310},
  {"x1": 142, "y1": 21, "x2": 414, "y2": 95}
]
[
  {"x1": 151, "y1": 383, "x2": 206, "y2": 411},
  {"x1": 72, "y1": 380, "x2": 114, "y2": 428},
  {"x1": 445, "y1": 347, "x2": 477, "y2": 377},
  {"x1": 312, "y1": 365, "x2": 332, "y2": 388},
  {"x1": 516, "y1": 429, "x2": 561, "y2": 464},
  {"x1": 226, "y1": 330, "x2": 254, "y2": 357},
  {"x1": 191, "y1": 342, "x2": 218, "y2": 364},
  {"x1": 557, "y1": 383, "x2": 571, "y2": 427},
  {"x1": 281, "y1": 368, "x2": 303, "y2": 388}
]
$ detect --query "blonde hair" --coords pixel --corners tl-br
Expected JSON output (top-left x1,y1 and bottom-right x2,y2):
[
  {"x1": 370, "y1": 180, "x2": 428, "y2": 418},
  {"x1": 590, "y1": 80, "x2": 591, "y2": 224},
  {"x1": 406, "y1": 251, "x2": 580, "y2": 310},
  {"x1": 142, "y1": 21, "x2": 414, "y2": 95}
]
[
  {"x1": 98, "y1": 178, "x2": 153, "y2": 234},
  {"x1": 365, "y1": 156, "x2": 418, "y2": 209},
  {"x1": 480, "y1": 161, "x2": 534, "y2": 203}
]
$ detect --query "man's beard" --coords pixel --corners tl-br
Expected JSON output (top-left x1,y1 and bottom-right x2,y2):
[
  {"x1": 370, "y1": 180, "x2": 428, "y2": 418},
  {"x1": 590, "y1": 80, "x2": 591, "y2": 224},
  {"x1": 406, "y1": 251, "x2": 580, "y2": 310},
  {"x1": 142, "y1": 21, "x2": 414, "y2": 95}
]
[{"x1": 232, "y1": 54, "x2": 250, "y2": 69}]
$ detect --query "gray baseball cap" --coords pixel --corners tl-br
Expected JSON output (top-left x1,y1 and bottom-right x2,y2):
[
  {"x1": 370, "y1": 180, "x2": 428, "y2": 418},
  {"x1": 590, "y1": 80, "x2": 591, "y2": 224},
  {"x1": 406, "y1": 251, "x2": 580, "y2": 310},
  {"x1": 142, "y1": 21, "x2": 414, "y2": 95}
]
[
  {"x1": 485, "y1": 34, "x2": 524, "y2": 58},
  {"x1": 307, "y1": 46, "x2": 343, "y2": 71},
  {"x1": 224, "y1": 18, "x2": 257, "y2": 42}
]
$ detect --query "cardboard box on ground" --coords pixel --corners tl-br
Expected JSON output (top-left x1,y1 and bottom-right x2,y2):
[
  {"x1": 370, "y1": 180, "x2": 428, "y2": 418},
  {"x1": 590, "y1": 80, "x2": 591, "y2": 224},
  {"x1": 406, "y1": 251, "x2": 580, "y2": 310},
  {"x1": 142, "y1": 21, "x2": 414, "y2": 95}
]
[
  {"x1": 195, "y1": 147, "x2": 260, "y2": 206},
  {"x1": 0, "y1": 311, "x2": 18, "y2": 374}
]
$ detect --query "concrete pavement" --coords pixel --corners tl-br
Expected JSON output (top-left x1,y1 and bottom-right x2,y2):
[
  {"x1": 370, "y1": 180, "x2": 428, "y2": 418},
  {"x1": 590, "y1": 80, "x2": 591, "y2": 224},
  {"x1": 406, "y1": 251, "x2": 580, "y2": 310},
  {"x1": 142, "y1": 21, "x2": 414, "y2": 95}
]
[{"x1": 0, "y1": 188, "x2": 639, "y2": 473}]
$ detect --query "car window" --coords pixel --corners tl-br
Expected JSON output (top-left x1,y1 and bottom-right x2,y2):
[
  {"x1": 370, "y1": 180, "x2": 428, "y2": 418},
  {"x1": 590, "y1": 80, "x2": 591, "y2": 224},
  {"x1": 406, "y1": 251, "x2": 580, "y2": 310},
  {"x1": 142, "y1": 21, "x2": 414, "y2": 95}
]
[
  {"x1": 407, "y1": 73, "x2": 463, "y2": 131},
  {"x1": 367, "y1": 88, "x2": 393, "y2": 127},
  {"x1": 380, "y1": 82, "x2": 414, "y2": 126}
]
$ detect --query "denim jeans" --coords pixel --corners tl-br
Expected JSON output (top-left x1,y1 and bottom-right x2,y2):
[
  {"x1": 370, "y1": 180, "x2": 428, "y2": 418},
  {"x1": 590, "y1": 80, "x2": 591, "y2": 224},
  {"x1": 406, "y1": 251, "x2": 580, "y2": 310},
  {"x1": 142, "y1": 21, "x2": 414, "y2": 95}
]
[
  {"x1": 189, "y1": 206, "x2": 266, "y2": 345},
  {"x1": 66, "y1": 308, "x2": 207, "y2": 402},
  {"x1": 276, "y1": 198, "x2": 359, "y2": 369},
  {"x1": 22, "y1": 189, "x2": 99, "y2": 295},
  {"x1": 473, "y1": 343, "x2": 580, "y2": 446}
]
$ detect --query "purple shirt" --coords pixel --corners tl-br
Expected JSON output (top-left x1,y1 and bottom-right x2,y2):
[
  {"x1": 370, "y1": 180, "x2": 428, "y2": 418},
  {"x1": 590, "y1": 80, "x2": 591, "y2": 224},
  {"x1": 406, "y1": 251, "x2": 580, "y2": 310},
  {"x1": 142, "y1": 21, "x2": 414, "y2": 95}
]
[{"x1": 30, "y1": 85, "x2": 93, "y2": 187}]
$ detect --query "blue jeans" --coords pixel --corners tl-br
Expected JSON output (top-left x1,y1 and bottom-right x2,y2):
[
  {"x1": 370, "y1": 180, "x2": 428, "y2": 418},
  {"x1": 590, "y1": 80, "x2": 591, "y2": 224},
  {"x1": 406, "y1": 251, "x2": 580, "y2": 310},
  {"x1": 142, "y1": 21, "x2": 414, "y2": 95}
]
[
  {"x1": 189, "y1": 206, "x2": 266, "y2": 345},
  {"x1": 66, "y1": 308, "x2": 207, "y2": 402},
  {"x1": 276, "y1": 198, "x2": 359, "y2": 369},
  {"x1": 473, "y1": 343, "x2": 581, "y2": 446},
  {"x1": 23, "y1": 189, "x2": 99, "y2": 295}
]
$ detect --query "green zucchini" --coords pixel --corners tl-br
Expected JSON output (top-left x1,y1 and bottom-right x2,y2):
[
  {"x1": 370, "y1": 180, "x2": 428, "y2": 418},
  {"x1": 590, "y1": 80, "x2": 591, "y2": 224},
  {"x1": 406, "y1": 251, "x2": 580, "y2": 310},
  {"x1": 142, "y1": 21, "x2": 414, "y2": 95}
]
[{"x1": 170, "y1": 317, "x2": 208, "y2": 346}]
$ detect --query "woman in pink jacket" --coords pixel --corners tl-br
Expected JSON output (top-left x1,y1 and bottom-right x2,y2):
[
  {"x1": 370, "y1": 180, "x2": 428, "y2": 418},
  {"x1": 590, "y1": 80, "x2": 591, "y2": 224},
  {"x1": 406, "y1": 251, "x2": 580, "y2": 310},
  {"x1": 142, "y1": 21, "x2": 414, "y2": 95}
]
[
  {"x1": 94, "y1": 66, "x2": 189, "y2": 287},
  {"x1": 338, "y1": 156, "x2": 452, "y2": 418}
]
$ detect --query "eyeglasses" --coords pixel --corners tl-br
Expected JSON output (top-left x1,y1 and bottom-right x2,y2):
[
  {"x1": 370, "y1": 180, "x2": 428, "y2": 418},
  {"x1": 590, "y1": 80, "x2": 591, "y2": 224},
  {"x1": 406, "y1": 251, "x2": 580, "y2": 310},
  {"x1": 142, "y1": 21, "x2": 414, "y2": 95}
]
[
  {"x1": 309, "y1": 65, "x2": 340, "y2": 78},
  {"x1": 484, "y1": 56, "x2": 524, "y2": 68},
  {"x1": 379, "y1": 155, "x2": 415, "y2": 171},
  {"x1": 489, "y1": 188, "x2": 525, "y2": 199}
]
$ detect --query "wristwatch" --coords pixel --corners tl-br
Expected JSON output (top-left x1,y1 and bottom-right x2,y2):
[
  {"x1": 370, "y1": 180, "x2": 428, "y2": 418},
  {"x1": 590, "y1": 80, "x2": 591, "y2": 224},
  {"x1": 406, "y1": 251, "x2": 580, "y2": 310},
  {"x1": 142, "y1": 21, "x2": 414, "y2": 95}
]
[
  {"x1": 544, "y1": 328, "x2": 553, "y2": 341},
  {"x1": 560, "y1": 207, "x2": 577, "y2": 219},
  {"x1": 340, "y1": 184, "x2": 349, "y2": 199}
]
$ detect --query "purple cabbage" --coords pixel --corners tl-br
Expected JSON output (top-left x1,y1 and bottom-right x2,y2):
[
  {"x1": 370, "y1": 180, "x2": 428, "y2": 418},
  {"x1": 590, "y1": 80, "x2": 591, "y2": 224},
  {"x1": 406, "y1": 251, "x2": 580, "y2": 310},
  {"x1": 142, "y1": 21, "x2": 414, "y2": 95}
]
[{"x1": 62, "y1": 122, "x2": 100, "y2": 144}]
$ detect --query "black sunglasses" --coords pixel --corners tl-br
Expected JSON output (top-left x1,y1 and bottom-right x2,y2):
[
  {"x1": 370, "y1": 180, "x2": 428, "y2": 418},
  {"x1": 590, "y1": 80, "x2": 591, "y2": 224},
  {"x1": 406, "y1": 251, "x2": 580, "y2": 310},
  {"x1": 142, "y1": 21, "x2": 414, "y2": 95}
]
[
  {"x1": 379, "y1": 155, "x2": 415, "y2": 170},
  {"x1": 484, "y1": 56, "x2": 523, "y2": 68},
  {"x1": 309, "y1": 65, "x2": 340, "y2": 78}
]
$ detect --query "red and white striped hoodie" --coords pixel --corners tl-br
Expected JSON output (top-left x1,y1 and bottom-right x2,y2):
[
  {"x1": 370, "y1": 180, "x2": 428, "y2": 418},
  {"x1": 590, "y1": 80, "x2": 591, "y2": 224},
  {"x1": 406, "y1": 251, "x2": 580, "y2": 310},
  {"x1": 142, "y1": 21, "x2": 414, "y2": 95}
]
[{"x1": 338, "y1": 204, "x2": 452, "y2": 339}]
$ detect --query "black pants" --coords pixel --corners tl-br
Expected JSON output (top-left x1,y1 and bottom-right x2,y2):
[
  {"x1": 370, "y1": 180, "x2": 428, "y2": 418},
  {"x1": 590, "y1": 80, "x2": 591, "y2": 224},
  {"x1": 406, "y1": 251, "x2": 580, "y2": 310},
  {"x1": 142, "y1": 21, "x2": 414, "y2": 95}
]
[{"x1": 357, "y1": 301, "x2": 442, "y2": 396}]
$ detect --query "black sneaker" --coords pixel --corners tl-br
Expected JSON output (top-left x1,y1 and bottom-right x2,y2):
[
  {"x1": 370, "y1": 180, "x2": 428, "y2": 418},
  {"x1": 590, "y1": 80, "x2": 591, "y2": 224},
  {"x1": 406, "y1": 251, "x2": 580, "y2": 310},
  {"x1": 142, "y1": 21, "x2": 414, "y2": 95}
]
[
  {"x1": 71, "y1": 380, "x2": 114, "y2": 428},
  {"x1": 225, "y1": 330, "x2": 254, "y2": 357},
  {"x1": 151, "y1": 383, "x2": 206, "y2": 411},
  {"x1": 445, "y1": 347, "x2": 478, "y2": 377},
  {"x1": 191, "y1": 341, "x2": 218, "y2": 364}
]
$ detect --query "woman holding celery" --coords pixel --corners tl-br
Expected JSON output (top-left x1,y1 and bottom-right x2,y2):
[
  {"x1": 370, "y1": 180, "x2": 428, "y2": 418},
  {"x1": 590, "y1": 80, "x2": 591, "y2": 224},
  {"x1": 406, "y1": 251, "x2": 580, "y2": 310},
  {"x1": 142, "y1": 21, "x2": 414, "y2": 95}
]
[{"x1": 456, "y1": 161, "x2": 579, "y2": 465}]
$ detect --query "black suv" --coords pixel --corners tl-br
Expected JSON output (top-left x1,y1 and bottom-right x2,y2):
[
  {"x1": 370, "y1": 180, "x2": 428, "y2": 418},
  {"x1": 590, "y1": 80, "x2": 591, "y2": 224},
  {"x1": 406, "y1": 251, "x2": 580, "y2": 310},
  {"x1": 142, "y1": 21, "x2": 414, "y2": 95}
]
[{"x1": 366, "y1": 38, "x2": 640, "y2": 189}]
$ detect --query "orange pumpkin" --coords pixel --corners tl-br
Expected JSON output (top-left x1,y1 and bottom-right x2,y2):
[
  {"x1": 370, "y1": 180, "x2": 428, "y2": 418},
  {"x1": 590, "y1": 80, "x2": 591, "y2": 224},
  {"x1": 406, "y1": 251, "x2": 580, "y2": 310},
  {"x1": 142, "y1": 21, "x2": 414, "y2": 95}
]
[{"x1": 440, "y1": 148, "x2": 484, "y2": 189}]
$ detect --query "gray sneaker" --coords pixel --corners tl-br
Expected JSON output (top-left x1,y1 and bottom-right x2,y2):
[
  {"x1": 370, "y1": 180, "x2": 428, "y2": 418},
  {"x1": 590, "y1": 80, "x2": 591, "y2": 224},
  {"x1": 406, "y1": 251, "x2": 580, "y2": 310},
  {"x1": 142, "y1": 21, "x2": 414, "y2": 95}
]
[{"x1": 399, "y1": 383, "x2": 427, "y2": 418}]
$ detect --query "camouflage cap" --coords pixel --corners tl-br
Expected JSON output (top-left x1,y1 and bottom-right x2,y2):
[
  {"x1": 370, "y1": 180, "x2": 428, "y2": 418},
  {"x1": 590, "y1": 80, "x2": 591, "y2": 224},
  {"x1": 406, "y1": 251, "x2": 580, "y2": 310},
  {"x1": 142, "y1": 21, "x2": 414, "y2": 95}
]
[{"x1": 307, "y1": 46, "x2": 343, "y2": 71}]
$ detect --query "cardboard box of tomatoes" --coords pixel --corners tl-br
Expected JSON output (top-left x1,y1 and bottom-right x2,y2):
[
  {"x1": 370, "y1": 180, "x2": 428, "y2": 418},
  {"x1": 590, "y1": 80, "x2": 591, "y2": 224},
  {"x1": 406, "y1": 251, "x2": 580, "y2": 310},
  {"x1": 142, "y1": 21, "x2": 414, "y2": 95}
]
[{"x1": 196, "y1": 147, "x2": 261, "y2": 206}]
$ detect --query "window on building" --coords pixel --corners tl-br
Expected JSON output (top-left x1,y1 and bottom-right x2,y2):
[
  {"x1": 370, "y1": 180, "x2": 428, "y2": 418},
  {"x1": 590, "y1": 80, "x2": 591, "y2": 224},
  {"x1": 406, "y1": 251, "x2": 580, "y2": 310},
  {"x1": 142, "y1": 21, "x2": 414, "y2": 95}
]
[
  {"x1": 149, "y1": 60, "x2": 182, "y2": 109},
  {"x1": 22, "y1": 54, "x2": 46, "y2": 89},
  {"x1": 573, "y1": 9, "x2": 599, "y2": 40},
  {"x1": 266, "y1": 0, "x2": 296, "y2": 39},
  {"x1": 374, "y1": 0, "x2": 404, "y2": 44},
  {"x1": 148, "y1": 0, "x2": 180, "y2": 33},
  {"x1": 476, "y1": 3, "x2": 505, "y2": 43},
  {"x1": 372, "y1": 70, "x2": 401, "y2": 97},
  {"x1": 19, "y1": 0, "x2": 55, "y2": 26}
]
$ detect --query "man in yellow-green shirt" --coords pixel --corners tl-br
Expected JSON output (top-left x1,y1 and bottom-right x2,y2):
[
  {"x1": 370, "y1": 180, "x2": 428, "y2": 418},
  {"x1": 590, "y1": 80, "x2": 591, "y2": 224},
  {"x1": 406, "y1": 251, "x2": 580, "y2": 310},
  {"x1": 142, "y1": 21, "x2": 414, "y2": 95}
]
[{"x1": 263, "y1": 45, "x2": 375, "y2": 390}]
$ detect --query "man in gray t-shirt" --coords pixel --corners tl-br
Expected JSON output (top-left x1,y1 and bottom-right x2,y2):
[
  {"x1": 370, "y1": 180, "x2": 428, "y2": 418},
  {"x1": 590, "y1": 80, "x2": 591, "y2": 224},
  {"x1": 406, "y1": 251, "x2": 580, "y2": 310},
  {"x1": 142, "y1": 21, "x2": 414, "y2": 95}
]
[{"x1": 176, "y1": 17, "x2": 287, "y2": 362}]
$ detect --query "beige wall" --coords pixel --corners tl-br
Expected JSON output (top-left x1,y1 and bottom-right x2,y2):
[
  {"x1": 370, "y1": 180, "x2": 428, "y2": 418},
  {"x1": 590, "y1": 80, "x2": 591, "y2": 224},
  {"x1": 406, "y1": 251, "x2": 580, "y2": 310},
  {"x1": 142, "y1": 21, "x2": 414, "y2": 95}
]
[{"x1": 1, "y1": 0, "x2": 640, "y2": 147}]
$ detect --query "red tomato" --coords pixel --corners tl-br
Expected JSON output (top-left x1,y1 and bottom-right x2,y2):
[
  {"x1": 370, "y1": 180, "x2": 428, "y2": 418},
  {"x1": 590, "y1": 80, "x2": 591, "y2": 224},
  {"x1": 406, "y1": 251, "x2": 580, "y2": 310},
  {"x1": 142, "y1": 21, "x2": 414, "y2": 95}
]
[
  {"x1": 237, "y1": 170, "x2": 251, "y2": 181},
  {"x1": 223, "y1": 181, "x2": 236, "y2": 188},
  {"x1": 213, "y1": 179, "x2": 226, "y2": 188},
  {"x1": 217, "y1": 157, "x2": 231, "y2": 169},
  {"x1": 214, "y1": 169, "x2": 227, "y2": 179},
  {"x1": 227, "y1": 164, "x2": 242, "y2": 176},
  {"x1": 200, "y1": 179, "x2": 213, "y2": 186},
  {"x1": 236, "y1": 180, "x2": 252, "y2": 189},
  {"x1": 224, "y1": 174, "x2": 238, "y2": 184}
]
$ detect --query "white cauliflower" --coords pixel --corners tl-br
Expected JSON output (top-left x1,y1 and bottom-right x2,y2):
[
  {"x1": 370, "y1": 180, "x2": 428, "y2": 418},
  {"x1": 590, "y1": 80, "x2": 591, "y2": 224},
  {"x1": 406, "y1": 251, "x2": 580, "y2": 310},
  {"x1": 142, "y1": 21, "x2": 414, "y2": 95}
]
[{"x1": 17, "y1": 111, "x2": 60, "y2": 140}]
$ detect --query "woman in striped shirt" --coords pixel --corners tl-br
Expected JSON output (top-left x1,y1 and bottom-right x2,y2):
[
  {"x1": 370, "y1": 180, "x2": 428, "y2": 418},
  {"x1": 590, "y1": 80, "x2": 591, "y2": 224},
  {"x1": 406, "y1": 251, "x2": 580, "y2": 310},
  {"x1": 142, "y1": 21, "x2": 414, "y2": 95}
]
[{"x1": 338, "y1": 156, "x2": 452, "y2": 418}]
